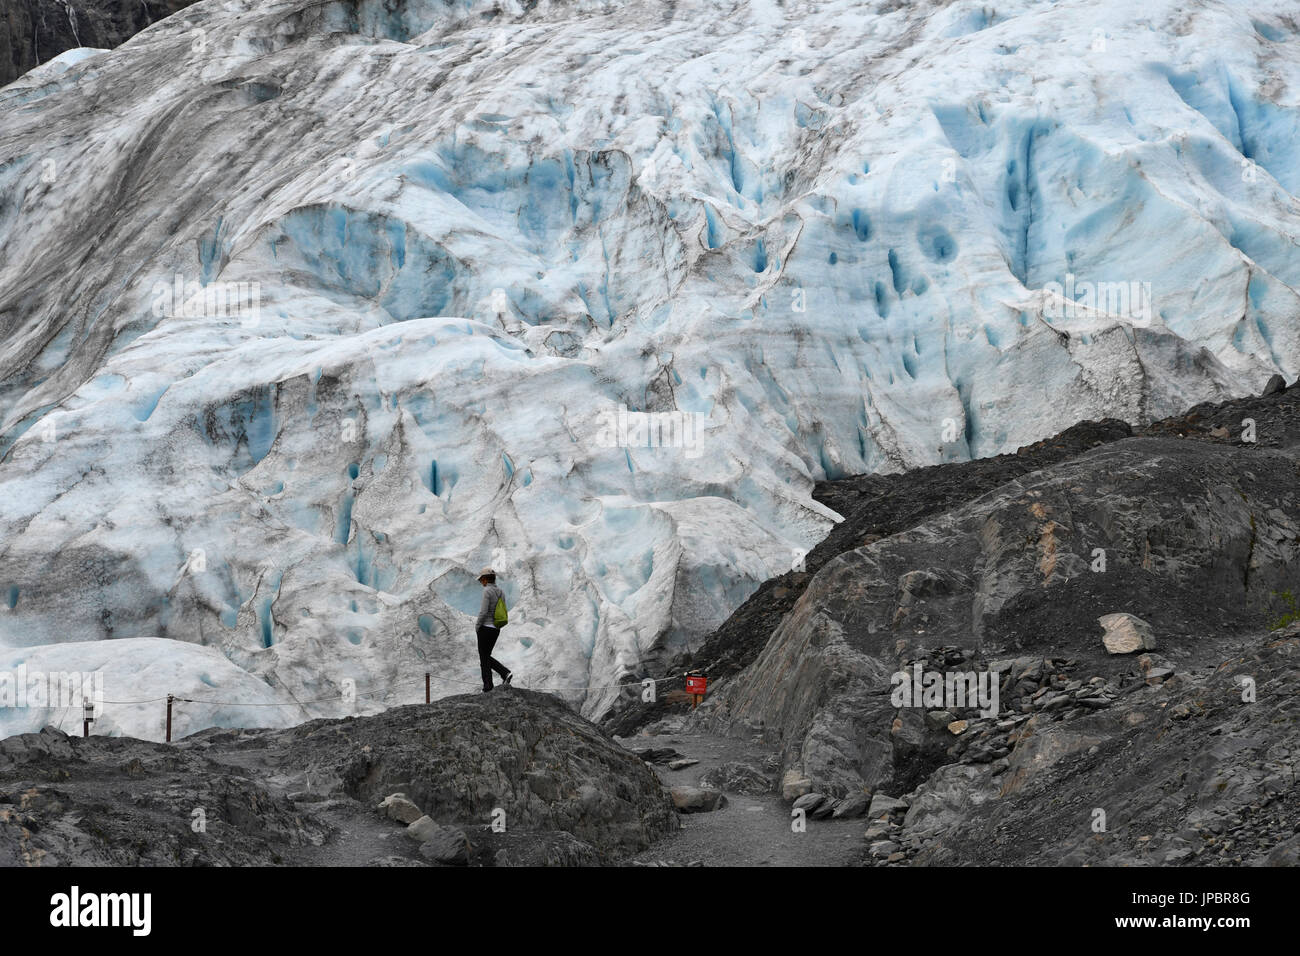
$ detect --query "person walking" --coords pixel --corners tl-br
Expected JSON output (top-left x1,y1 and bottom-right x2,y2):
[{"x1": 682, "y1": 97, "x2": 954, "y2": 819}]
[{"x1": 475, "y1": 568, "x2": 512, "y2": 692}]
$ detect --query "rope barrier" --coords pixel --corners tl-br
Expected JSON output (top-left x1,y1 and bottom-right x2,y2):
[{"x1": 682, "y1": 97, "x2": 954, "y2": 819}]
[
  {"x1": 77, "y1": 669, "x2": 696, "y2": 742},
  {"x1": 87, "y1": 671, "x2": 686, "y2": 708},
  {"x1": 173, "y1": 677, "x2": 428, "y2": 708},
  {"x1": 100, "y1": 696, "x2": 172, "y2": 705}
]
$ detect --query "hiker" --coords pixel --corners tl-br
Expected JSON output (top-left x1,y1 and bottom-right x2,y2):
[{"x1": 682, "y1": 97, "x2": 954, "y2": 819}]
[{"x1": 475, "y1": 567, "x2": 512, "y2": 692}]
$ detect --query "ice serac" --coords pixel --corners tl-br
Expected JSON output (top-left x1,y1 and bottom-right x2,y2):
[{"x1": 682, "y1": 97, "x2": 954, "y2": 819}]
[{"x1": 0, "y1": 0, "x2": 1298, "y2": 738}]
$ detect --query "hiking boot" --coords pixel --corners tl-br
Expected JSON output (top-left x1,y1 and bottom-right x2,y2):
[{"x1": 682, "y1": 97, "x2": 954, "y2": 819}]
[{"x1": 503, "y1": 672, "x2": 513, "y2": 688}]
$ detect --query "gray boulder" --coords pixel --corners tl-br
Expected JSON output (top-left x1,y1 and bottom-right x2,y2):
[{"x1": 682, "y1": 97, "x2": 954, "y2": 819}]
[
  {"x1": 810, "y1": 799, "x2": 838, "y2": 820},
  {"x1": 378, "y1": 793, "x2": 423, "y2": 825},
  {"x1": 1262, "y1": 373, "x2": 1287, "y2": 396},
  {"x1": 780, "y1": 769, "x2": 813, "y2": 801},
  {"x1": 792, "y1": 792, "x2": 827, "y2": 814},
  {"x1": 419, "y1": 827, "x2": 470, "y2": 866},
  {"x1": 924, "y1": 710, "x2": 956, "y2": 731},
  {"x1": 832, "y1": 792, "x2": 872, "y2": 819},
  {"x1": 670, "y1": 786, "x2": 726, "y2": 813},
  {"x1": 407, "y1": 815, "x2": 441, "y2": 843},
  {"x1": 1099, "y1": 613, "x2": 1157, "y2": 654}
]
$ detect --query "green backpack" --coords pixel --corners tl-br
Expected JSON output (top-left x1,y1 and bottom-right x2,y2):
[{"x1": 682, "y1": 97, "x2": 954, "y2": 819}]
[{"x1": 493, "y1": 594, "x2": 508, "y2": 628}]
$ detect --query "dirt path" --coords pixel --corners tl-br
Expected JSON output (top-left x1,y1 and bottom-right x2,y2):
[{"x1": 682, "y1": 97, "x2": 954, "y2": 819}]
[
  {"x1": 619, "y1": 732, "x2": 864, "y2": 867},
  {"x1": 199, "y1": 727, "x2": 865, "y2": 866},
  {"x1": 289, "y1": 800, "x2": 427, "y2": 866},
  {"x1": 201, "y1": 743, "x2": 428, "y2": 865}
]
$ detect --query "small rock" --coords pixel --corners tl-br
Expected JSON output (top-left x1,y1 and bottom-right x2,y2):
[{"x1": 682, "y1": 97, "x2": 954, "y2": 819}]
[
  {"x1": 1209, "y1": 425, "x2": 1230, "y2": 439},
  {"x1": 667, "y1": 758, "x2": 699, "y2": 770},
  {"x1": 1261, "y1": 373, "x2": 1286, "y2": 397},
  {"x1": 1099, "y1": 612, "x2": 1157, "y2": 654},
  {"x1": 1169, "y1": 703, "x2": 1195, "y2": 720},
  {"x1": 1016, "y1": 660, "x2": 1044, "y2": 681},
  {"x1": 420, "y1": 827, "x2": 470, "y2": 865},
  {"x1": 378, "y1": 793, "x2": 423, "y2": 825},
  {"x1": 792, "y1": 792, "x2": 827, "y2": 813},
  {"x1": 670, "y1": 786, "x2": 726, "y2": 813},
  {"x1": 946, "y1": 719, "x2": 969, "y2": 735},
  {"x1": 832, "y1": 792, "x2": 871, "y2": 819},
  {"x1": 407, "y1": 815, "x2": 441, "y2": 842},
  {"x1": 781, "y1": 769, "x2": 813, "y2": 801},
  {"x1": 634, "y1": 748, "x2": 683, "y2": 765},
  {"x1": 869, "y1": 840, "x2": 900, "y2": 859},
  {"x1": 811, "y1": 800, "x2": 837, "y2": 820},
  {"x1": 868, "y1": 794, "x2": 908, "y2": 818},
  {"x1": 924, "y1": 710, "x2": 955, "y2": 730}
]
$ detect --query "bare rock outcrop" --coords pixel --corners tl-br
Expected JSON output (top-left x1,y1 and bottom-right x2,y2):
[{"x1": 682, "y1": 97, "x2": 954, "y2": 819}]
[{"x1": 0, "y1": 689, "x2": 677, "y2": 865}]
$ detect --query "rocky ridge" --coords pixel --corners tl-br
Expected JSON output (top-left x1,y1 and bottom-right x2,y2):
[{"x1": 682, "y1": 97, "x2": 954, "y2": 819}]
[{"x1": 0, "y1": 688, "x2": 677, "y2": 866}]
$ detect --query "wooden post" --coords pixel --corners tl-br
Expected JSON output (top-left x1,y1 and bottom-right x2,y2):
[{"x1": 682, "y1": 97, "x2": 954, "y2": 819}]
[
  {"x1": 166, "y1": 694, "x2": 174, "y2": 743},
  {"x1": 425, "y1": 672, "x2": 431, "y2": 704}
]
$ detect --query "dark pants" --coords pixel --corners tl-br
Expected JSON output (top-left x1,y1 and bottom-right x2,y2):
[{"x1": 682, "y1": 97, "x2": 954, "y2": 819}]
[{"x1": 477, "y1": 625, "x2": 510, "y2": 690}]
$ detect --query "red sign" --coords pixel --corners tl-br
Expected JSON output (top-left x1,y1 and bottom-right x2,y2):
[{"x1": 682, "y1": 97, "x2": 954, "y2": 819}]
[{"x1": 684, "y1": 675, "x2": 707, "y2": 695}]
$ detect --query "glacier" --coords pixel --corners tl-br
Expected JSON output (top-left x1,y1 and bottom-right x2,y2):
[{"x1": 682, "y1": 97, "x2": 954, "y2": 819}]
[{"x1": 0, "y1": 0, "x2": 1298, "y2": 739}]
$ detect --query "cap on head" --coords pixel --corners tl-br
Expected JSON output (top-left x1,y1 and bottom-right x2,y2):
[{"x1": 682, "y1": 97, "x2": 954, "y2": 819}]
[{"x1": 478, "y1": 567, "x2": 496, "y2": 583}]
